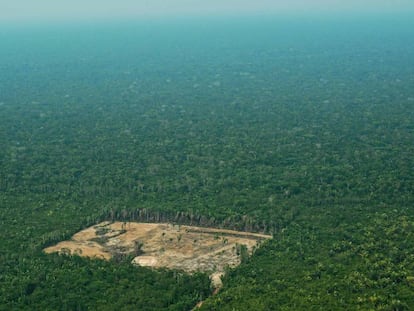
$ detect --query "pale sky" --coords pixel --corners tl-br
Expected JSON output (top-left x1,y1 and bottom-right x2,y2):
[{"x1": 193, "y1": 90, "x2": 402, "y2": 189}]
[{"x1": 1, "y1": 0, "x2": 413, "y2": 22}]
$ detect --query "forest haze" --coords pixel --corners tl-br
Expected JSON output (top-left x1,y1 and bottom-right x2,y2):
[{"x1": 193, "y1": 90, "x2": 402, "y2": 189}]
[{"x1": 1, "y1": 14, "x2": 414, "y2": 310}]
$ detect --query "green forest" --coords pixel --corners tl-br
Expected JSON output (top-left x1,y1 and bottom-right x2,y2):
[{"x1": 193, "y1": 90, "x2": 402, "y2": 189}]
[{"x1": 1, "y1": 17, "x2": 414, "y2": 310}]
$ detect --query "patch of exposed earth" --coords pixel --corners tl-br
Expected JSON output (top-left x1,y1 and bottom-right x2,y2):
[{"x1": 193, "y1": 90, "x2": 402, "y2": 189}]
[{"x1": 44, "y1": 221, "x2": 271, "y2": 288}]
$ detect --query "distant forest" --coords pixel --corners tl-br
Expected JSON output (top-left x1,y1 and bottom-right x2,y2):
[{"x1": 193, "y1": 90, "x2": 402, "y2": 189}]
[{"x1": 1, "y1": 18, "x2": 414, "y2": 310}]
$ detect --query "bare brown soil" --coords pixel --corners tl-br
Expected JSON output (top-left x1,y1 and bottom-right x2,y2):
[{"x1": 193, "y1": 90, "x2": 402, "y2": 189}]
[{"x1": 44, "y1": 221, "x2": 271, "y2": 289}]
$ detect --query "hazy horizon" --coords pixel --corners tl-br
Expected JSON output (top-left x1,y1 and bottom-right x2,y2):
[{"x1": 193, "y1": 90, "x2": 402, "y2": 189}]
[{"x1": 1, "y1": 0, "x2": 414, "y2": 23}]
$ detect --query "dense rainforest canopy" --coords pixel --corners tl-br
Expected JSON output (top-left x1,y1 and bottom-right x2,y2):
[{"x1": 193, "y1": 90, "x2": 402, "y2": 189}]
[{"x1": 1, "y1": 17, "x2": 414, "y2": 310}]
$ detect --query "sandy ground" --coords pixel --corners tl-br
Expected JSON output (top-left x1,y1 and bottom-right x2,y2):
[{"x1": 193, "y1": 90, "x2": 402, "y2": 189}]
[{"x1": 44, "y1": 221, "x2": 271, "y2": 289}]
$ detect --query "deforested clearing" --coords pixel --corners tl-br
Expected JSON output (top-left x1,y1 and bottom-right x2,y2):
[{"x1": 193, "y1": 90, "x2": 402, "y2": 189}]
[{"x1": 44, "y1": 221, "x2": 271, "y2": 283}]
